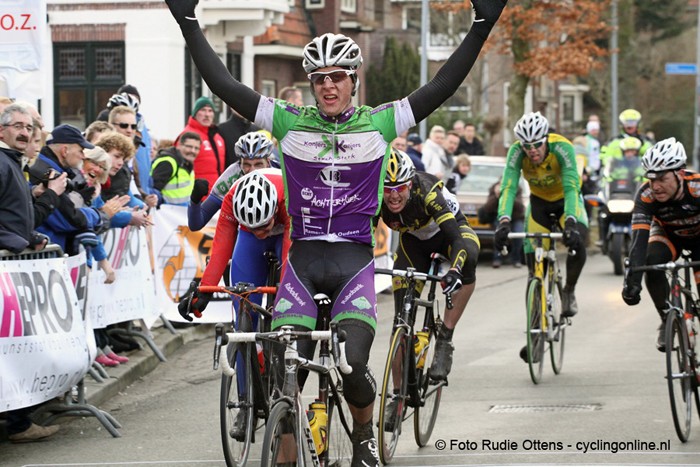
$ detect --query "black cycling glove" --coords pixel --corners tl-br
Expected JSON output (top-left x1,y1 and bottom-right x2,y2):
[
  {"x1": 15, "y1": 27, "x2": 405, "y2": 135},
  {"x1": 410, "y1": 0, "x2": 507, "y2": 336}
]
[
  {"x1": 441, "y1": 269, "x2": 463, "y2": 295},
  {"x1": 494, "y1": 219, "x2": 511, "y2": 252}
]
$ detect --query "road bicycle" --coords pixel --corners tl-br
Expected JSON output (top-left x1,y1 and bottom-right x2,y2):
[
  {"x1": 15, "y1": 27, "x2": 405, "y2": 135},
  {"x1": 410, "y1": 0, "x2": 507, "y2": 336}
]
[
  {"x1": 374, "y1": 254, "x2": 451, "y2": 464},
  {"x1": 198, "y1": 252, "x2": 280, "y2": 466},
  {"x1": 628, "y1": 252, "x2": 700, "y2": 442},
  {"x1": 214, "y1": 295, "x2": 353, "y2": 466},
  {"x1": 507, "y1": 229, "x2": 569, "y2": 384}
]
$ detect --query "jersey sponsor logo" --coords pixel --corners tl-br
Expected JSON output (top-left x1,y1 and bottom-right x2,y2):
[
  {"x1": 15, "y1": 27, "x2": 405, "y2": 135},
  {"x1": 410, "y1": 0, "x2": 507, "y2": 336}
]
[
  {"x1": 340, "y1": 283, "x2": 364, "y2": 305},
  {"x1": 334, "y1": 229, "x2": 361, "y2": 238},
  {"x1": 317, "y1": 166, "x2": 351, "y2": 188},
  {"x1": 275, "y1": 298, "x2": 293, "y2": 313},
  {"x1": 301, "y1": 187, "x2": 314, "y2": 200},
  {"x1": 284, "y1": 283, "x2": 307, "y2": 307},
  {"x1": 310, "y1": 193, "x2": 361, "y2": 209},
  {"x1": 528, "y1": 174, "x2": 557, "y2": 188},
  {"x1": 351, "y1": 296, "x2": 372, "y2": 310}
]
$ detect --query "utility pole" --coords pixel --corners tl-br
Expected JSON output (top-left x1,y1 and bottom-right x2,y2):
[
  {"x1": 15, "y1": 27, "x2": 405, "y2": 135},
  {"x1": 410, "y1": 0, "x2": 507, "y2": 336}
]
[
  {"x1": 693, "y1": 0, "x2": 700, "y2": 168},
  {"x1": 419, "y1": 0, "x2": 429, "y2": 141},
  {"x1": 610, "y1": 0, "x2": 619, "y2": 139}
]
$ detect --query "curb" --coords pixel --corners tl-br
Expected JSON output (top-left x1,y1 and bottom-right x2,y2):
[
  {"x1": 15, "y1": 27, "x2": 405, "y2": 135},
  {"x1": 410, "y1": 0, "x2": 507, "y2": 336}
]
[{"x1": 84, "y1": 323, "x2": 215, "y2": 409}]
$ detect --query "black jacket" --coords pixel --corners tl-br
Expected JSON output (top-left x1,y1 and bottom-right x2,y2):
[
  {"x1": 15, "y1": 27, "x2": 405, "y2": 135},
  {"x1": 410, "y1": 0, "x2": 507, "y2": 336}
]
[{"x1": 0, "y1": 146, "x2": 35, "y2": 252}]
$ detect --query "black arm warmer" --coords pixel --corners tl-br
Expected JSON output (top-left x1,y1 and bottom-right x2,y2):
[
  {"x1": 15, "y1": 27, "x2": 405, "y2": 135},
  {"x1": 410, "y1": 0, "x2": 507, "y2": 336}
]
[
  {"x1": 407, "y1": 21, "x2": 494, "y2": 123},
  {"x1": 180, "y1": 23, "x2": 260, "y2": 122}
]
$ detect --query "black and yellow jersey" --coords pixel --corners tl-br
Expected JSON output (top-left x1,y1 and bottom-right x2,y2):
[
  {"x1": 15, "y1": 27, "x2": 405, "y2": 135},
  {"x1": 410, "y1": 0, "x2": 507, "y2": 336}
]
[
  {"x1": 380, "y1": 171, "x2": 469, "y2": 271},
  {"x1": 498, "y1": 133, "x2": 581, "y2": 220}
]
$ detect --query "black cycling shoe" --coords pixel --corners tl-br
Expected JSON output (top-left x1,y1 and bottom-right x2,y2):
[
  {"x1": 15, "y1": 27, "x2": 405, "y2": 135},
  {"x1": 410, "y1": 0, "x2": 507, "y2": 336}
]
[
  {"x1": 519, "y1": 342, "x2": 541, "y2": 363},
  {"x1": 383, "y1": 398, "x2": 399, "y2": 432},
  {"x1": 656, "y1": 322, "x2": 666, "y2": 353},
  {"x1": 429, "y1": 338, "x2": 454, "y2": 381},
  {"x1": 351, "y1": 437, "x2": 379, "y2": 467},
  {"x1": 561, "y1": 289, "x2": 578, "y2": 318},
  {"x1": 229, "y1": 410, "x2": 248, "y2": 441}
]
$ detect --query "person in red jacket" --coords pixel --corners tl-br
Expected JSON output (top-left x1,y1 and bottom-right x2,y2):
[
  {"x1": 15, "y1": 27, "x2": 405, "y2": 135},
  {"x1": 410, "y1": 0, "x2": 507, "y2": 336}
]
[{"x1": 179, "y1": 96, "x2": 226, "y2": 190}]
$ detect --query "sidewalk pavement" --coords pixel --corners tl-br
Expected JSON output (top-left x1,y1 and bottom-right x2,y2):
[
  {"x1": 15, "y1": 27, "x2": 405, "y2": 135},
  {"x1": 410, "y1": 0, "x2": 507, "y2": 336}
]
[{"x1": 84, "y1": 322, "x2": 216, "y2": 409}]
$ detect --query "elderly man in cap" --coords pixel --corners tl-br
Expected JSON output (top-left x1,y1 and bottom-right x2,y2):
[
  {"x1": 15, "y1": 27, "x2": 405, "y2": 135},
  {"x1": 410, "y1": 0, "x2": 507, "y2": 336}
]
[
  {"x1": 405, "y1": 132, "x2": 426, "y2": 171},
  {"x1": 27, "y1": 124, "x2": 106, "y2": 255},
  {"x1": 179, "y1": 96, "x2": 227, "y2": 190}
]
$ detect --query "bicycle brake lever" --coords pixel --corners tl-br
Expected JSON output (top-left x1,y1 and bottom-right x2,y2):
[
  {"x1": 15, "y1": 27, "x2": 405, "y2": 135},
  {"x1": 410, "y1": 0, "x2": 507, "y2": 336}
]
[
  {"x1": 446, "y1": 292, "x2": 453, "y2": 310},
  {"x1": 213, "y1": 323, "x2": 224, "y2": 370},
  {"x1": 330, "y1": 323, "x2": 353, "y2": 374}
]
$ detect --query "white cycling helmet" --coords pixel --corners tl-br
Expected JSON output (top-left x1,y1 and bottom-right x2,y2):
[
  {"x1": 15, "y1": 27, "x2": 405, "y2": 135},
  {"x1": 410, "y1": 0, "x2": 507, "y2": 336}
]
[
  {"x1": 302, "y1": 33, "x2": 363, "y2": 73},
  {"x1": 107, "y1": 92, "x2": 139, "y2": 113},
  {"x1": 513, "y1": 111, "x2": 549, "y2": 143},
  {"x1": 234, "y1": 132, "x2": 274, "y2": 160},
  {"x1": 384, "y1": 148, "x2": 415, "y2": 185},
  {"x1": 233, "y1": 172, "x2": 277, "y2": 229},
  {"x1": 641, "y1": 137, "x2": 687, "y2": 177}
]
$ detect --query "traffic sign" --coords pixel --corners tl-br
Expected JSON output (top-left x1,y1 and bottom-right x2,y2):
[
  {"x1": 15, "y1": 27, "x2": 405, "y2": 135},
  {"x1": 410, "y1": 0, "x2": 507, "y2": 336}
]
[{"x1": 665, "y1": 62, "x2": 697, "y2": 75}]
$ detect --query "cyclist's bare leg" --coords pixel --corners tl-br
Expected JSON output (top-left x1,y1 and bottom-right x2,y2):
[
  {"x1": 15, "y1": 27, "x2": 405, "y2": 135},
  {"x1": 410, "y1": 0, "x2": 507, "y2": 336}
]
[
  {"x1": 442, "y1": 281, "x2": 474, "y2": 329},
  {"x1": 349, "y1": 401, "x2": 374, "y2": 426}
]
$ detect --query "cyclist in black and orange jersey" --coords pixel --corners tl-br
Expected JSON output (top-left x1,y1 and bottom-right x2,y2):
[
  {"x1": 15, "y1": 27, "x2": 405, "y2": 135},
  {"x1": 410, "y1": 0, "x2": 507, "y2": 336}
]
[
  {"x1": 494, "y1": 112, "x2": 589, "y2": 361},
  {"x1": 622, "y1": 137, "x2": 700, "y2": 351},
  {"x1": 380, "y1": 149, "x2": 480, "y2": 381}
]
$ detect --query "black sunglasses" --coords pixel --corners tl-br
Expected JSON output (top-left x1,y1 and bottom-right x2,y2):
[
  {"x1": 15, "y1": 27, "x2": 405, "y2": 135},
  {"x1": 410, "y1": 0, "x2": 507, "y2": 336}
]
[{"x1": 117, "y1": 123, "x2": 137, "y2": 130}]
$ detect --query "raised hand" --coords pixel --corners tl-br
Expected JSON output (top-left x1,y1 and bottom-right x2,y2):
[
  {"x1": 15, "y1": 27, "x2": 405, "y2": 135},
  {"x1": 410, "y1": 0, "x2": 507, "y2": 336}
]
[
  {"x1": 471, "y1": 0, "x2": 508, "y2": 26},
  {"x1": 165, "y1": 0, "x2": 199, "y2": 25}
]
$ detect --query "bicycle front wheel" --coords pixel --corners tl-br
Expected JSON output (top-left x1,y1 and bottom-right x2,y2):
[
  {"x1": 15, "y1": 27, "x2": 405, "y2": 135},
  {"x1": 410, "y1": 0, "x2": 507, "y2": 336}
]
[
  {"x1": 378, "y1": 327, "x2": 408, "y2": 464},
  {"x1": 220, "y1": 343, "x2": 255, "y2": 467},
  {"x1": 548, "y1": 275, "x2": 566, "y2": 374},
  {"x1": 414, "y1": 329, "x2": 442, "y2": 447},
  {"x1": 666, "y1": 313, "x2": 693, "y2": 442},
  {"x1": 260, "y1": 400, "x2": 300, "y2": 466},
  {"x1": 526, "y1": 278, "x2": 545, "y2": 384},
  {"x1": 326, "y1": 376, "x2": 352, "y2": 466}
]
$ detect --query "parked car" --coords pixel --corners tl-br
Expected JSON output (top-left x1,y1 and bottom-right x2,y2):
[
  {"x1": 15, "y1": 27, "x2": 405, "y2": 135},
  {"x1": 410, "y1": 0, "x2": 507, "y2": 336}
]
[{"x1": 454, "y1": 155, "x2": 529, "y2": 249}]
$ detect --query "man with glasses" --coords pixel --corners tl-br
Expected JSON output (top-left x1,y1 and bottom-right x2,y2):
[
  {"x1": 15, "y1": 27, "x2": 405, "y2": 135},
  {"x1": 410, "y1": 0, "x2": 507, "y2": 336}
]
[
  {"x1": 150, "y1": 132, "x2": 201, "y2": 206},
  {"x1": 380, "y1": 149, "x2": 479, "y2": 382},
  {"x1": 166, "y1": 0, "x2": 506, "y2": 463},
  {"x1": 494, "y1": 112, "x2": 588, "y2": 361}
]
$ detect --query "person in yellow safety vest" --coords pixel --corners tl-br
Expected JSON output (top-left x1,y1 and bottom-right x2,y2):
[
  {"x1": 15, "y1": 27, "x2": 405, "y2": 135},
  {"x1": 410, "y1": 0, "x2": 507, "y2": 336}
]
[
  {"x1": 600, "y1": 108, "x2": 653, "y2": 166},
  {"x1": 150, "y1": 131, "x2": 201, "y2": 206}
]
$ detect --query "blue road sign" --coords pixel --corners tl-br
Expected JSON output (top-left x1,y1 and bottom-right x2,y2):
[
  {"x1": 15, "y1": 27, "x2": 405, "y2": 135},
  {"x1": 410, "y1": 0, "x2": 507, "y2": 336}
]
[{"x1": 665, "y1": 63, "x2": 697, "y2": 75}]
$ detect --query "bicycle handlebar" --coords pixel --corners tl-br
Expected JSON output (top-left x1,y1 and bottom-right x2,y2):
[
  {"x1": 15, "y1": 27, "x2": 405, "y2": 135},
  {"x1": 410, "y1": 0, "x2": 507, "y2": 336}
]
[
  {"x1": 213, "y1": 325, "x2": 353, "y2": 376},
  {"x1": 629, "y1": 260, "x2": 700, "y2": 273},
  {"x1": 375, "y1": 267, "x2": 454, "y2": 309},
  {"x1": 199, "y1": 284, "x2": 277, "y2": 295}
]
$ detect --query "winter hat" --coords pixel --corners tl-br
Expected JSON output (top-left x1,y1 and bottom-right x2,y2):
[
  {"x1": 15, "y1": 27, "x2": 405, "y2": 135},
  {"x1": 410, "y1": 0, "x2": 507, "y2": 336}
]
[
  {"x1": 118, "y1": 84, "x2": 141, "y2": 102},
  {"x1": 586, "y1": 121, "x2": 600, "y2": 133},
  {"x1": 192, "y1": 96, "x2": 216, "y2": 117}
]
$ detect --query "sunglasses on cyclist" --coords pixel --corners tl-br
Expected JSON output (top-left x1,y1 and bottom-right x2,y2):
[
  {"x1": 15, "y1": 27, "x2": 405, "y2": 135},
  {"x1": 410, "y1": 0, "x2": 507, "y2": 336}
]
[
  {"x1": 522, "y1": 139, "x2": 546, "y2": 151},
  {"x1": 383, "y1": 181, "x2": 411, "y2": 195},
  {"x1": 116, "y1": 123, "x2": 138, "y2": 130},
  {"x1": 307, "y1": 70, "x2": 355, "y2": 85}
]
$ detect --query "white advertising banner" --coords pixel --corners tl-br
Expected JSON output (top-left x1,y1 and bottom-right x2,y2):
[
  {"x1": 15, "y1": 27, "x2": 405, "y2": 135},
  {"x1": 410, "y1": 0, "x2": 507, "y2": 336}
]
[
  {"x1": 85, "y1": 227, "x2": 158, "y2": 329},
  {"x1": 151, "y1": 205, "x2": 234, "y2": 323},
  {"x1": 0, "y1": 255, "x2": 91, "y2": 411},
  {"x1": 0, "y1": 0, "x2": 47, "y2": 99}
]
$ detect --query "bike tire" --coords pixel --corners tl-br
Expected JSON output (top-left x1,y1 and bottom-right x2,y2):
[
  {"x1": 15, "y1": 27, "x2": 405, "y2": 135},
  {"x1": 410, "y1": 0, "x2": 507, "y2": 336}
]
[
  {"x1": 549, "y1": 274, "x2": 566, "y2": 374},
  {"x1": 526, "y1": 278, "x2": 545, "y2": 384},
  {"x1": 666, "y1": 313, "x2": 693, "y2": 442},
  {"x1": 377, "y1": 327, "x2": 408, "y2": 464},
  {"x1": 220, "y1": 342, "x2": 255, "y2": 467},
  {"x1": 413, "y1": 329, "x2": 442, "y2": 447},
  {"x1": 326, "y1": 376, "x2": 353, "y2": 466},
  {"x1": 610, "y1": 232, "x2": 624, "y2": 276},
  {"x1": 260, "y1": 400, "x2": 301, "y2": 466}
]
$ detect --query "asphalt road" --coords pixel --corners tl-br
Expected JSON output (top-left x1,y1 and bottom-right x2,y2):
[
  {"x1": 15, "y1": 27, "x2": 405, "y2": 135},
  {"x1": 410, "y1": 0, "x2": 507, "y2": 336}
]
[{"x1": 5, "y1": 252, "x2": 700, "y2": 466}]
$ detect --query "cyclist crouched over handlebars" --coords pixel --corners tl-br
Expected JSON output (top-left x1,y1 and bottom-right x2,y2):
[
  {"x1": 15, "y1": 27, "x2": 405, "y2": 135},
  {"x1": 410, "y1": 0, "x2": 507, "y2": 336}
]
[
  {"x1": 622, "y1": 138, "x2": 700, "y2": 351},
  {"x1": 379, "y1": 149, "x2": 480, "y2": 381},
  {"x1": 494, "y1": 112, "x2": 589, "y2": 361}
]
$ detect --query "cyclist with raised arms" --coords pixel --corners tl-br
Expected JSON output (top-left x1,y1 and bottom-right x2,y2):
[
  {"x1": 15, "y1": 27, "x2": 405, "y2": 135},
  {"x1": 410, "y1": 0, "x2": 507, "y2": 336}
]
[
  {"x1": 494, "y1": 112, "x2": 589, "y2": 362},
  {"x1": 166, "y1": 1, "x2": 507, "y2": 464},
  {"x1": 187, "y1": 131, "x2": 276, "y2": 231},
  {"x1": 622, "y1": 138, "x2": 700, "y2": 351},
  {"x1": 380, "y1": 149, "x2": 479, "y2": 381}
]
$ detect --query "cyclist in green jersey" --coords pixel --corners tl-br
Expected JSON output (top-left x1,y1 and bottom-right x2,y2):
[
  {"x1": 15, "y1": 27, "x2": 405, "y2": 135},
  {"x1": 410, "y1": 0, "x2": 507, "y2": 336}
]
[{"x1": 494, "y1": 112, "x2": 589, "y2": 361}]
